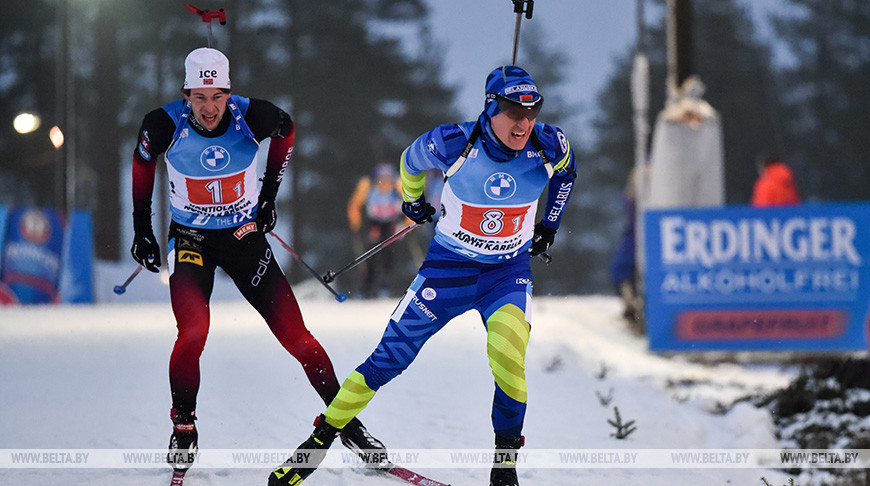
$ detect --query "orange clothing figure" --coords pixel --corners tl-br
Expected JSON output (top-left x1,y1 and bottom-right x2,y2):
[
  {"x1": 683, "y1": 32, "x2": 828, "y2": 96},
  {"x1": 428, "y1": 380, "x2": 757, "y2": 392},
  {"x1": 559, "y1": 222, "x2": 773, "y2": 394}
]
[{"x1": 752, "y1": 158, "x2": 801, "y2": 207}]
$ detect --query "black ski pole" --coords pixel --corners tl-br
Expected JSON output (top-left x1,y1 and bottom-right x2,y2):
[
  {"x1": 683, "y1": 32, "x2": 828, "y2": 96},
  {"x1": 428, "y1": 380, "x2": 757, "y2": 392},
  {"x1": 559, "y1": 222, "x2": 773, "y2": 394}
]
[
  {"x1": 322, "y1": 222, "x2": 419, "y2": 284},
  {"x1": 268, "y1": 232, "x2": 348, "y2": 303},
  {"x1": 509, "y1": 0, "x2": 548, "y2": 263},
  {"x1": 113, "y1": 265, "x2": 143, "y2": 295},
  {"x1": 511, "y1": 0, "x2": 534, "y2": 65}
]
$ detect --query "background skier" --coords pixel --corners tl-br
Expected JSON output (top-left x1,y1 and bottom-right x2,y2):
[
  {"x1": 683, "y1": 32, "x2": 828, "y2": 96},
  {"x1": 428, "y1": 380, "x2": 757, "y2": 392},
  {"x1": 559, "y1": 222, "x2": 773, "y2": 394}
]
[{"x1": 346, "y1": 163, "x2": 409, "y2": 297}]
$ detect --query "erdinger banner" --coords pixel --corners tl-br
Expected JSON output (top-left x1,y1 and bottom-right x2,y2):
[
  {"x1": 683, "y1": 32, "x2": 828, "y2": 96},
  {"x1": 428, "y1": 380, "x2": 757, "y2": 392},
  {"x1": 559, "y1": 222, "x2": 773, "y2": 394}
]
[{"x1": 643, "y1": 203, "x2": 870, "y2": 352}]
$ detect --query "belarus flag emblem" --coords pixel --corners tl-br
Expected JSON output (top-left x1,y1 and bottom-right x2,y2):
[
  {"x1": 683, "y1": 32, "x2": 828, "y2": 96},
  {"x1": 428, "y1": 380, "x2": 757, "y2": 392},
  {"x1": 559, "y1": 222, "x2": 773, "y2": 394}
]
[{"x1": 519, "y1": 94, "x2": 534, "y2": 103}]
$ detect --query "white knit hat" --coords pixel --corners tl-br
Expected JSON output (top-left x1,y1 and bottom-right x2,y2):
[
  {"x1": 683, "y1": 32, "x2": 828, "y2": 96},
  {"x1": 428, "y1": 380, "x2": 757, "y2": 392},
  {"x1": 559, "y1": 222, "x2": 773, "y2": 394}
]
[{"x1": 183, "y1": 48, "x2": 231, "y2": 90}]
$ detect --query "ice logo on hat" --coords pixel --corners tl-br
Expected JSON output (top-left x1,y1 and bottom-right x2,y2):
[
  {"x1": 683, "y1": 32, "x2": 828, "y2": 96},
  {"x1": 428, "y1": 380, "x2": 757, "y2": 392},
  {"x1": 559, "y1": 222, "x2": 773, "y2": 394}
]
[
  {"x1": 201, "y1": 145, "x2": 231, "y2": 171},
  {"x1": 184, "y1": 47, "x2": 231, "y2": 90},
  {"x1": 485, "y1": 172, "x2": 517, "y2": 200}
]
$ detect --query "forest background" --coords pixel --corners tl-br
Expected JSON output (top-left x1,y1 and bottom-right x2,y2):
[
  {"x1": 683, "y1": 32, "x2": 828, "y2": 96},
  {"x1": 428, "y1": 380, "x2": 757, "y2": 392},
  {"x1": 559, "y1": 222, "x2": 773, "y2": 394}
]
[{"x1": 1, "y1": 0, "x2": 867, "y2": 295}]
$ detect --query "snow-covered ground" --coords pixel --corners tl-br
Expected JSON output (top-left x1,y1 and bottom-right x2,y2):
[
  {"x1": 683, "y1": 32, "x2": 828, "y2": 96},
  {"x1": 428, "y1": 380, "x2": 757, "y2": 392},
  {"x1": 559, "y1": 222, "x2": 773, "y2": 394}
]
[{"x1": 1, "y1": 263, "x2": 799, "y2": 485}]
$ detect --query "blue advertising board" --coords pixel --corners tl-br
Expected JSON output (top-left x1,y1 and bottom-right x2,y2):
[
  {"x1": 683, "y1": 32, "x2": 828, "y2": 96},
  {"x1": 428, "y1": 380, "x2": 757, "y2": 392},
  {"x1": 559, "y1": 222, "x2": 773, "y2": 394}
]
[
  {"x1": 59, "y1": 210, "x2": 95, "y2": 303},
  {"x1": 0, "y1": 207, "x2": 66, "y2": 304},
  {"x1": 0, "y1": 206, "x2": 94, "y2": 305},
  {"x1": 0, "y1": 205, "x2": 13, "y2": 304},
  {"x1": 643, "y1": 203, "x2": 870, "y2": 352}
]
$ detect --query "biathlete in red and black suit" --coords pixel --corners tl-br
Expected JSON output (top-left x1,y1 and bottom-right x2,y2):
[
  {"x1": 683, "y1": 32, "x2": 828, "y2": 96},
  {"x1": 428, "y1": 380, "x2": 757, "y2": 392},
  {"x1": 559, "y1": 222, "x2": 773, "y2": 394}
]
[{"x1": 129, "y1": 47, "x2": 385, "y2": 475}]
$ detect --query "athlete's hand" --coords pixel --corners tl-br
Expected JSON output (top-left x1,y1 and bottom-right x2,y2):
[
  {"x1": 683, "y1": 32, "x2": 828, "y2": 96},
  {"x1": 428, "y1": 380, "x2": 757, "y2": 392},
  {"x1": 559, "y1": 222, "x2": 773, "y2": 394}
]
[
  {"x1": 131, "y1": 233, "x2": 161, "y2": 273},
  {"x1": 529, "y1": 222, "x2": 557, "y2": 256},
  {"x1": 257, "y1": 197, "x2": 277, "y2": 233},
  {"x1": 402, "y1": 196, "x2": 436, "y2": 224}
]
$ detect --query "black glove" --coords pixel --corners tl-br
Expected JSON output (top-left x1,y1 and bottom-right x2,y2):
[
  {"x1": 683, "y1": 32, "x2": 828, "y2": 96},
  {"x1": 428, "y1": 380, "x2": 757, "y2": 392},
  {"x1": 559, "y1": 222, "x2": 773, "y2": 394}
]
[
  {"x1": 402, "y1": 195, "x2": 436, "y2": 224},
  {"x1": 257, "y1": 197, "x2": 277, "y2": 233},
  {"x1": 131, "y1": 233, "x2": 161, "y2": 273},
  {"x1": 529, "y1": 222, "x2": 557, "y2": 256}
]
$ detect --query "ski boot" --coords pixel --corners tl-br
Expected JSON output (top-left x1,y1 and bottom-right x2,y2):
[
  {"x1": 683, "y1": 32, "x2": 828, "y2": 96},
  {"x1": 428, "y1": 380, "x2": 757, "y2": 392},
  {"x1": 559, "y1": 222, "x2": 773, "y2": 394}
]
[
  {"x1": 339, "y1": 417, "x2": 389, "y2": 466},
  {"x1": 268, "y1": 415, "x2": 339, "y2": 485},
  {"x1": 167, "y1": 409, "x2": 198, "y2": 472},
  {"x1": 490, "y1": 434, "x2": 524, "y2": 486}
]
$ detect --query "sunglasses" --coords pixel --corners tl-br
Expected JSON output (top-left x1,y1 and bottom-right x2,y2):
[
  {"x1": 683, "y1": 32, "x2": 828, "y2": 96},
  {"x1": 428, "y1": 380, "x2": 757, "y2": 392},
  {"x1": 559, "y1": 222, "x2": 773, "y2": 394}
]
[{"x1": 493, "y1": 94, "x2": 543, "y2": 121}]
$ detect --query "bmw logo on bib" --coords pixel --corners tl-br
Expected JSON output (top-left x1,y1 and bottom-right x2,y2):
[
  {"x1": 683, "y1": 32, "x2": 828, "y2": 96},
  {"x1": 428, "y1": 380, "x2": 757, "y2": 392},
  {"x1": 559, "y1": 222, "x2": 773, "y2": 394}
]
[
  {"x1": 201, "y1": 145, "x2": 231, "y2": 171},
  {"x1": 485, "y1": 172, "x2": 517, "y2": 200}
]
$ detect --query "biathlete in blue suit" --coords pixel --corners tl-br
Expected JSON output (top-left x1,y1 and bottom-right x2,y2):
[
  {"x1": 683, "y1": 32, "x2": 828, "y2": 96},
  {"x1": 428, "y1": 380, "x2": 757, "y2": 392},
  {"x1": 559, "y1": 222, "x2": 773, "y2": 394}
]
[{"x1": 270, "y1": 66, "x2": 576, "y2": 486}]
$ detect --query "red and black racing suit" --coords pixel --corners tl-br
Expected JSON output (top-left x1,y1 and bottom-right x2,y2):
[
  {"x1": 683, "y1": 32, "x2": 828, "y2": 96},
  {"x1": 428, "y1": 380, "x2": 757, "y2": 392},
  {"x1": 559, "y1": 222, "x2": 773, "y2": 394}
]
[{"x1": 132, "y1": 98, "x2": 341, "y2": 413}]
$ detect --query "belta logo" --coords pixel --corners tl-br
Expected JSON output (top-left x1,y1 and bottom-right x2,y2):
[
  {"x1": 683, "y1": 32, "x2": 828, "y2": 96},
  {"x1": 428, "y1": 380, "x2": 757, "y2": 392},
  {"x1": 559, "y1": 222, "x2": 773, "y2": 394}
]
[{"x1": 201, "y1": 145, "x2": 231, "y2": 171}]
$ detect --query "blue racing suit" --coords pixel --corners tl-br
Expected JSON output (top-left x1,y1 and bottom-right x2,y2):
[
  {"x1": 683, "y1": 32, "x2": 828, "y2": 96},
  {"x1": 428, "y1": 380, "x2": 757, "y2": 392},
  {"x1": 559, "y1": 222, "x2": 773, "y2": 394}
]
[{"x1": 325, "y1": 113, "x2": 576, "y2": 439}]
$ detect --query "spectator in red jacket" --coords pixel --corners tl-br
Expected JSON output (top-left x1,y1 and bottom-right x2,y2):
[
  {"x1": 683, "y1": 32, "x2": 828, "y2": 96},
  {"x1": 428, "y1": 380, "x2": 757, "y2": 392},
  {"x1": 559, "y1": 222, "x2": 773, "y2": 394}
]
[{"x1": 752, "y1": 153, "x2": 801, "y2": 207}]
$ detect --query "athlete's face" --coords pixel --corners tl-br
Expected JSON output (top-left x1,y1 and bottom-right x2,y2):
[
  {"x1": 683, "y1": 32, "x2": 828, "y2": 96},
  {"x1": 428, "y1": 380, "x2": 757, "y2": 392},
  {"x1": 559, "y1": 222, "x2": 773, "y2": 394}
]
[
  {"x1": 186, "y1": 88, "x2": 228, "y2": 130},
  {"x1": 375, "y1": 176, "x2": 394, "y2": 193},
  {"x1": 490, "y1": 111, "x2": 535, "y2": 151}
]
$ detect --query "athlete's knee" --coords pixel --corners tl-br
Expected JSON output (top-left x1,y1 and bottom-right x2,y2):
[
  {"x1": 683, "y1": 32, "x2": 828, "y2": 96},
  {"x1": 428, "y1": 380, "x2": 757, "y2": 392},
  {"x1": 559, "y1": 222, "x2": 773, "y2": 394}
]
[
  {"x1": 486, "y1": 304, "x2": 531, "y2": 404},
  {"x1": 172, "y1": 319, "x2": 209, "y2": 355}
]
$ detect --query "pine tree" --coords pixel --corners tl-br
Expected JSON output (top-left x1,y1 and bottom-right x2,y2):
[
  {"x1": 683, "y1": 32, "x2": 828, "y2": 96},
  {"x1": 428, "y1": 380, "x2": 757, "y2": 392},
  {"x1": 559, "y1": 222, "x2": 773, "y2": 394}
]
[
  {"x1": 0, "y1": 0, "x2": 458, "y2": 269},
  {"x1": 772, "y1": 0, "x2": 870, "y2": 201},
  {"x1": 0, "y1": 0, "x2": 63, "y2": 208}
]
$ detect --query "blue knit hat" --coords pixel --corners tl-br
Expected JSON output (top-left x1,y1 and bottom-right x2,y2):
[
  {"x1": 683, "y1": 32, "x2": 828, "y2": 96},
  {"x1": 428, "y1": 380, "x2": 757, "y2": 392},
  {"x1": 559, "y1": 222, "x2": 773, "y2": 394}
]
[{"x1": 484, "y1": 66, "x2": 542, "y2": 119}]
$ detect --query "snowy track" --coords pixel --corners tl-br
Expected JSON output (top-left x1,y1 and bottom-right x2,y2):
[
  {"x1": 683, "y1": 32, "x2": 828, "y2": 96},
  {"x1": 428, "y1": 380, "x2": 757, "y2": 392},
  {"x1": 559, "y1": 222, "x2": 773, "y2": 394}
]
[{"x1": 1, "y1": 296, "x2": 794, "y2": 485}]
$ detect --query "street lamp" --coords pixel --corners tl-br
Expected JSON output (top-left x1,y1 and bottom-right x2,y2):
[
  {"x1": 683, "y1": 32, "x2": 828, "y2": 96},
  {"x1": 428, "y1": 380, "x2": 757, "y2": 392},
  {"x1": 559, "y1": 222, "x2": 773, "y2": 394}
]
[
  {"x1": 13, "y1": 112, "x2": 65, "y2": 148},
  {"x1": 13, "y1": 113, "x2": 41, "y2": 134},
  {"x1": 49, "y1": 126, "x2": 65, "y2": 149}
]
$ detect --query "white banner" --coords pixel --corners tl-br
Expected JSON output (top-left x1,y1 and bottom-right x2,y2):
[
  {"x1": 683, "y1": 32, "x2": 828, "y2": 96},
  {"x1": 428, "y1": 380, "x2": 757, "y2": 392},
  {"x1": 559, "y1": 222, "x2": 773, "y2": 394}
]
[{"x1": 2, "y1": 449, "x2": 868, "y2": 469}]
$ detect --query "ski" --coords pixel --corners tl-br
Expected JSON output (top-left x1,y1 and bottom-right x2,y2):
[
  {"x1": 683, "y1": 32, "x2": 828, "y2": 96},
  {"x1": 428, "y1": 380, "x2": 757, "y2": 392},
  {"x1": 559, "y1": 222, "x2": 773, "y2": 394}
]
[
  {"x1": 339, "y1": 426, "x2": 449, "y2": 486},
  {"x1": 383, "y1": 462, "x2": 451, "y2": 486},
  {"x1": 351, "y1": 459, "x2": 450, "y2": 486},
  {"x1": 169, "y1": 470, "x2": 186, "y2": 485}
]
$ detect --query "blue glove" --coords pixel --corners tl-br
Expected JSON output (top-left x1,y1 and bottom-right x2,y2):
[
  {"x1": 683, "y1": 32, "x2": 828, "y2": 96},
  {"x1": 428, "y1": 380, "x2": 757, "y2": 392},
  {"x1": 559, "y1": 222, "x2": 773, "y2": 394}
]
[
  {"x1": 131, "y1": 232, "x2": 161, "y2": 273},
  {"x1": 529, "y1": 222, "x2": 557, "y2": 256},
  {"x1": 257, "y1": 197, "x2": 277, "y2": 233},
  {"x1": 402, "y1": 196, "x2": 436, "y2": 224}
]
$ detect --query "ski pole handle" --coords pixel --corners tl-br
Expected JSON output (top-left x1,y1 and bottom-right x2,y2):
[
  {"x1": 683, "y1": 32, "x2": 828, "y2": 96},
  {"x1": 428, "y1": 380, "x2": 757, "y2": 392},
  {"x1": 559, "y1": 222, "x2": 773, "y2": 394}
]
[
  {"x1": 113, "y1": 265, "x2": 143, "y2": 295},
  {"x1": 269, "y1": 232, "x2": 348, "y2": 303},
  {"x1": 185, "y1": 4, "x2": 227, "y2": 47},
  {"x1": 185, "y1": 4, "x2": 226, "y2": 24},
  {"x1": 538, "y1": 252, "x2": 552, "y2": 265}
]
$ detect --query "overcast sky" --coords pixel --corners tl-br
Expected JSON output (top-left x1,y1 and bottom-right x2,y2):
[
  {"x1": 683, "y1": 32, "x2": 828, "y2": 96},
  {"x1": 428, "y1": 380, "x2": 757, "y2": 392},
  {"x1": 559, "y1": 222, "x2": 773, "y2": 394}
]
[{"x1": 423, "y1": 0, "x2": 790, "y2": 141}]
